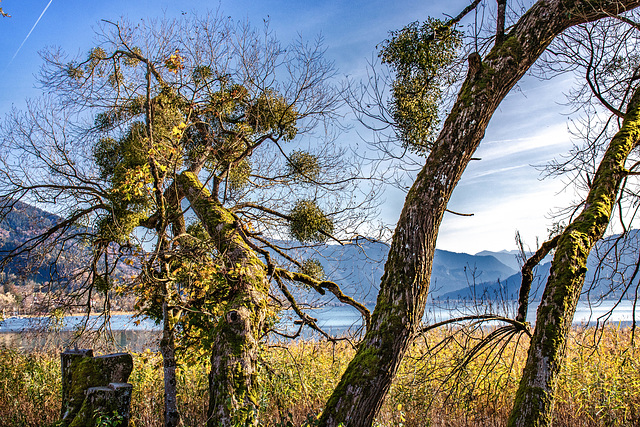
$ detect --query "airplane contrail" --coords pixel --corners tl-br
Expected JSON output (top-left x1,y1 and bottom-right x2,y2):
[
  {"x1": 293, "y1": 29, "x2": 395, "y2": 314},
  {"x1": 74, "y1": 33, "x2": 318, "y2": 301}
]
[{"x1": 9, "y1": 0, "x2": 54, "y2": 64}]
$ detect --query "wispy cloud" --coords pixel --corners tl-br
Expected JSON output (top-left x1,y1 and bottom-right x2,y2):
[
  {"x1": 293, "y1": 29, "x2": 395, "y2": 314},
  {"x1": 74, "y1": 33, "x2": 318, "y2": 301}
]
[
  {"x1": 9, "y1": 0, "x2": 54, "y2": 65},
  {"x1": 464, "y1": 163, "x2": 529, "y2": 181},
  {"x1": 439, "y1": 184, "x2": 572, "y2": 253},
  {"x1": 478, "y1": 123, "x2": 572, "y2": 161}
]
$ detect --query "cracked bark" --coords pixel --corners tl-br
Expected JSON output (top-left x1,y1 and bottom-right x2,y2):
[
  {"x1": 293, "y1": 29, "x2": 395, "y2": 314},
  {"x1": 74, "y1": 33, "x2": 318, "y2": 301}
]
[{"x1": 318, "y1": 0, "x2": 640, "y2": 425}]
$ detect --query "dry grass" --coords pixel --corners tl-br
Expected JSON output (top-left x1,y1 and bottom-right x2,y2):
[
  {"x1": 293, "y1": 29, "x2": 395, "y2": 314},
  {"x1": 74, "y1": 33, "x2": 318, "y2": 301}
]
[{"x1": 0, "y1": 326, "x2": 638, "y2": 426}]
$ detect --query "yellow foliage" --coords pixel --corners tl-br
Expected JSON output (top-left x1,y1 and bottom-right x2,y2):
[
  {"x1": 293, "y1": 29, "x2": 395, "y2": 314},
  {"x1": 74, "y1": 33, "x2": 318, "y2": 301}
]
[{"x1": 165, "y1": 49, "x2": 185, "y2": 73}]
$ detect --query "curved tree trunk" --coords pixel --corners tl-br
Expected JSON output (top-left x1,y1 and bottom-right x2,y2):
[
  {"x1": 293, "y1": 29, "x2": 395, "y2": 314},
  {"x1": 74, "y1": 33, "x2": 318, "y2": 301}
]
[
  {"x1": 177, "y1": 171, "x2": 268, "y2": 427},
  {"x1": 507, "y1": 86, "x2": 640, "y2": 427},
  {"x1": 319, "y1": 0, "x2": 640, "y2": 425}
]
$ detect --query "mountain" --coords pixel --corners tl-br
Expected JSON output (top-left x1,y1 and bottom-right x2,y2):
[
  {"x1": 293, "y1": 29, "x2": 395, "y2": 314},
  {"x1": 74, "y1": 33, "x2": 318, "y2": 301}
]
[
  {"x1": 284, "y1": 241, "x2": 517, "y2": 304},
  {"x1": 474, "y1": 250, "x2": 522, "y2": 271},
  {"x1": 294, "y1": 231, "x2": 640, "y2": 305},
  {"x1": 429, "y1": 250, "x2": 517, "y2": 297},
  {"x1": 0, "y1": 201, "x2": 137, "y2": 285},
  {"x1": 4, "y1": 202, "x2": 640, "y2": 304},
  {"x1": 439, "y1": 262, "x2": 552, "y2": 302},
  {"x1": 0, "y1": 201, "x2": 65, "y2": 282},
  {"x1": 0, "y1": 204, "x2": 524, "y2": 303},
  {"x1": 441, "y1": 231, "x2": 640, "y2": 301}
]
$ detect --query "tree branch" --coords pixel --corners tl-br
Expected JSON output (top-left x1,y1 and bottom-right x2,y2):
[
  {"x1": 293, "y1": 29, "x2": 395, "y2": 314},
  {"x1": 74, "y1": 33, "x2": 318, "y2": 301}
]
[
  {"x1": 496, "y1": 0, "x2": 507, "y2": 45},
  {"x1": 275, "y1": 268, "x2": 371, "y2": 330},
  {"x1": 516, "y1": 235, "x2": 560, "y2": 322},
  {"x1": 447, "y1": 0, "x2": 483, "y2": 28},
  {"x1": 420, "y1": 313, "x2": 532, "y2": 337}
]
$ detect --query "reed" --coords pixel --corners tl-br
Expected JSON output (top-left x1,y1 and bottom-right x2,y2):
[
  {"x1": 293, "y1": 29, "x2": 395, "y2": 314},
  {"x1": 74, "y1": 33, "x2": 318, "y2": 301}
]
[{"x1": 0, "y1": 326, "x2": 637, "y2": 426}]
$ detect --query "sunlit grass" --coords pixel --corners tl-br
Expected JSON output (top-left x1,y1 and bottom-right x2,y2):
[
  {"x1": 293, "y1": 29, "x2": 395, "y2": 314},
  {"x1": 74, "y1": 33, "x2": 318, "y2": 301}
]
[
  {"x1": 0, "y1": 326, "x2": 638, "y2": 426},
  {"x1": 0, "y1": 347, "x2": 61, "y2": 426}
]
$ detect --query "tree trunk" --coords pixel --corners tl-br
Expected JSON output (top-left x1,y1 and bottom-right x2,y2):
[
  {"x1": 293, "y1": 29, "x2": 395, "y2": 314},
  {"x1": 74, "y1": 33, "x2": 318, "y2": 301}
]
[
  {"x1": 507, "y1": 86, "x2": 640, "y2": 427},
  {"x1": 319, "y1": 0, "x2": 640, "y2": 425},
  {"x1": 161, "y1": 207, "x2": 186, "y2": 427},
  {"x1": 160, "y1": 300, "x2": 181, "y2": 427},
  {"x1": 177, "y1": 171, "x2": 268, "y2": 427}
]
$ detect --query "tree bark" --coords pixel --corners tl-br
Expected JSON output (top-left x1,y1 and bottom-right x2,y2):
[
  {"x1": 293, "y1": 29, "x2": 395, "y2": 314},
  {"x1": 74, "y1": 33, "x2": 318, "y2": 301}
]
[
  {"x1": 507, "y1": 86, "x2": 640, "y2": 427},
  {"x1": 496, "y1": 0, "x2": 507, "y2": 45},
  {"x1": 516, "y1": 235, "x2": 559, "y2": 323},
  {"x1": 160, "y1": 299, "x2": 181, "y2": 427},
  {"x1": 319, "y1": 0, "x2": 640, "y2": 425},
  {"x1": 177, "y1": 171, "x2": 268, "y2": 427}
]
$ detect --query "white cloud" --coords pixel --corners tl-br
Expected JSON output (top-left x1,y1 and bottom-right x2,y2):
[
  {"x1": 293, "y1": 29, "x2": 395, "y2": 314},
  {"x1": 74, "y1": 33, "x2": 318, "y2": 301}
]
[
  {"x1": 438, "y1": 183, "x2": 573, "y2": 253},
  {"x1": 478, "y1": 122, "x2": 572, "y2": 161}
]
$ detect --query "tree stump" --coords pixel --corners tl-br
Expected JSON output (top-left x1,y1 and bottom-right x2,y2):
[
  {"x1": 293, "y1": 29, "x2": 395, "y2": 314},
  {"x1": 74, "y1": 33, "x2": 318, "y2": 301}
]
[{"x1": 60, "y1": 349, "x2": 133, "y2": 427}]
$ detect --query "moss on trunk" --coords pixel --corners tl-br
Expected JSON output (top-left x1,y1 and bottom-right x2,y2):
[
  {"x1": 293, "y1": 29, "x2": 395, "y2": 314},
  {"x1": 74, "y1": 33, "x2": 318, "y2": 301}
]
[
  {"x1": 177, "y1": 171, "x2": 268, "y2": 427},
  {"x1": 507, "y1": 87, "x2": 640, "y2": 427}
]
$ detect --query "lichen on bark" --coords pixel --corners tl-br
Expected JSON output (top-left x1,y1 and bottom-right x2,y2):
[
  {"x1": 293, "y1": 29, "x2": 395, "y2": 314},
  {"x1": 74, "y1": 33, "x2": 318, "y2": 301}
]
[
  {"x1": 176, "y1": 171, "x2": 269, "y2": 427},
  {"x1": 507, "y1": 85, "x2": 640, "y2": 427}
]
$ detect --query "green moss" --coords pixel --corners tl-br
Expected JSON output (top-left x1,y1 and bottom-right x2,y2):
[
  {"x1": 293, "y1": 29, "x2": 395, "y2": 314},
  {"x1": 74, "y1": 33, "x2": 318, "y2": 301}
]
[
  {"x1": 455, "y1": 34, "x2": 522, "y2": 111},
  {"x1": 66, "y1": 358, "x2": 105, "y2": 421},
  {"x1": 507, "y1": 385, "x2": 551, "y2": 426},
  {"x1": 457, "y1": 61, "x2": 497, "y2": 108},
  {"x1": 178, "y1": 171, "x2": 239, "y2": 251},
  {"x1": 486, "y1": 34, "x2": 523, "y2": 63}
]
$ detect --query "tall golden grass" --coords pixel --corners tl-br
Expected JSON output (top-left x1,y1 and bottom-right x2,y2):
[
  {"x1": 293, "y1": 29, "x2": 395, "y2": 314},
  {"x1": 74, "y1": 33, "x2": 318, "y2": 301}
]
[{"x1": 0, "y1": 326, "x2": 638, "y2": 426}]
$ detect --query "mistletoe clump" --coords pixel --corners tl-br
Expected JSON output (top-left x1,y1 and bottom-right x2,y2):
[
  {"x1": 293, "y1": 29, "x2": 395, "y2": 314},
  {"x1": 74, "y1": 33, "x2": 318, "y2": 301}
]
[
  {"x1": 228, "y1": 159, "x2": 252, "y2": 191},
  {"x1": 300, "y1": 258, "x2": 325, "y2": 280},
  {"x1": 289, "y1": 200, "x2": 333, "y2": 243},
  {"x1": 287, "y1": 150, "x2": 320, "y2": 182},
  {"x1": 380, "y1": 17, "x2": 462, "y2": 154}
]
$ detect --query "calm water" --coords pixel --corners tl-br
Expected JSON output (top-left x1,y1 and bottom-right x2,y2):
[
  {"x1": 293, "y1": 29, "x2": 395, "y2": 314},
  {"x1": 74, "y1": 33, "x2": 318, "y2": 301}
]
[
  {"x1": 0, "y1": 313, "x2": 160, "y2": 333},
  {"x1": 0, "y1": 314, "x2": 161, "y2": 351},
  {"x1": 279, "y1": 299, "x2": 640, "y2": 336},
  {"x1": 1, "y1": 300, "x2": 638, "y2": 350}
]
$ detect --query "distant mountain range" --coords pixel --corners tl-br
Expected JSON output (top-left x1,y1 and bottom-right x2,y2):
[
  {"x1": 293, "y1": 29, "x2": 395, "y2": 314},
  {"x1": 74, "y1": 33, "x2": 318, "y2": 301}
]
[
  {"x1": 282, "y1": 232, "x2": 640, "y2": 305},
  {"x1": 439, "y1": 231, "x2": 640, "y2": 303},
  {"x1": 286, "y1": 241, "x2": 525, "y2": 305},
  {"x1": 2, "y1": 202, "x2": 639, "y2": 304}
]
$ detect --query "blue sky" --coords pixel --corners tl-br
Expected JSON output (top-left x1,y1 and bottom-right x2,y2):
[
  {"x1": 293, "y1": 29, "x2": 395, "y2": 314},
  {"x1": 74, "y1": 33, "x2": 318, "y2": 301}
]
[{"x1": 0, "y1": 0, "x2": 579, "y2": 254}]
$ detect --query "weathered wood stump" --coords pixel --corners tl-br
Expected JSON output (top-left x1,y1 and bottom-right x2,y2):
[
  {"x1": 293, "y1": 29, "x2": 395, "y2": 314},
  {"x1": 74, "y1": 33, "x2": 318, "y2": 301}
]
[{"x1": 60, "y1": 349, "x2": 133, "y2": 427}]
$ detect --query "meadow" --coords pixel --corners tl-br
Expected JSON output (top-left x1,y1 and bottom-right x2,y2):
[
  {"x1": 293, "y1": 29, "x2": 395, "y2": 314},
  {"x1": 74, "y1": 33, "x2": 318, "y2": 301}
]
[{"x1": 0, "y1": 326, "x2": 638, "y2": 426}]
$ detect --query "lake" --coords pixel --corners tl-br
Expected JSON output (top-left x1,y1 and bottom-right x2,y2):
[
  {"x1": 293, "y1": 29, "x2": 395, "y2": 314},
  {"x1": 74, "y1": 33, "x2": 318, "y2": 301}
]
[
  {"x1": 1, "y1": 299, "x2": 638, "y2": 351},
  {"x1": 278, "y1": 299, "x2": 640, "y2": 336}
]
